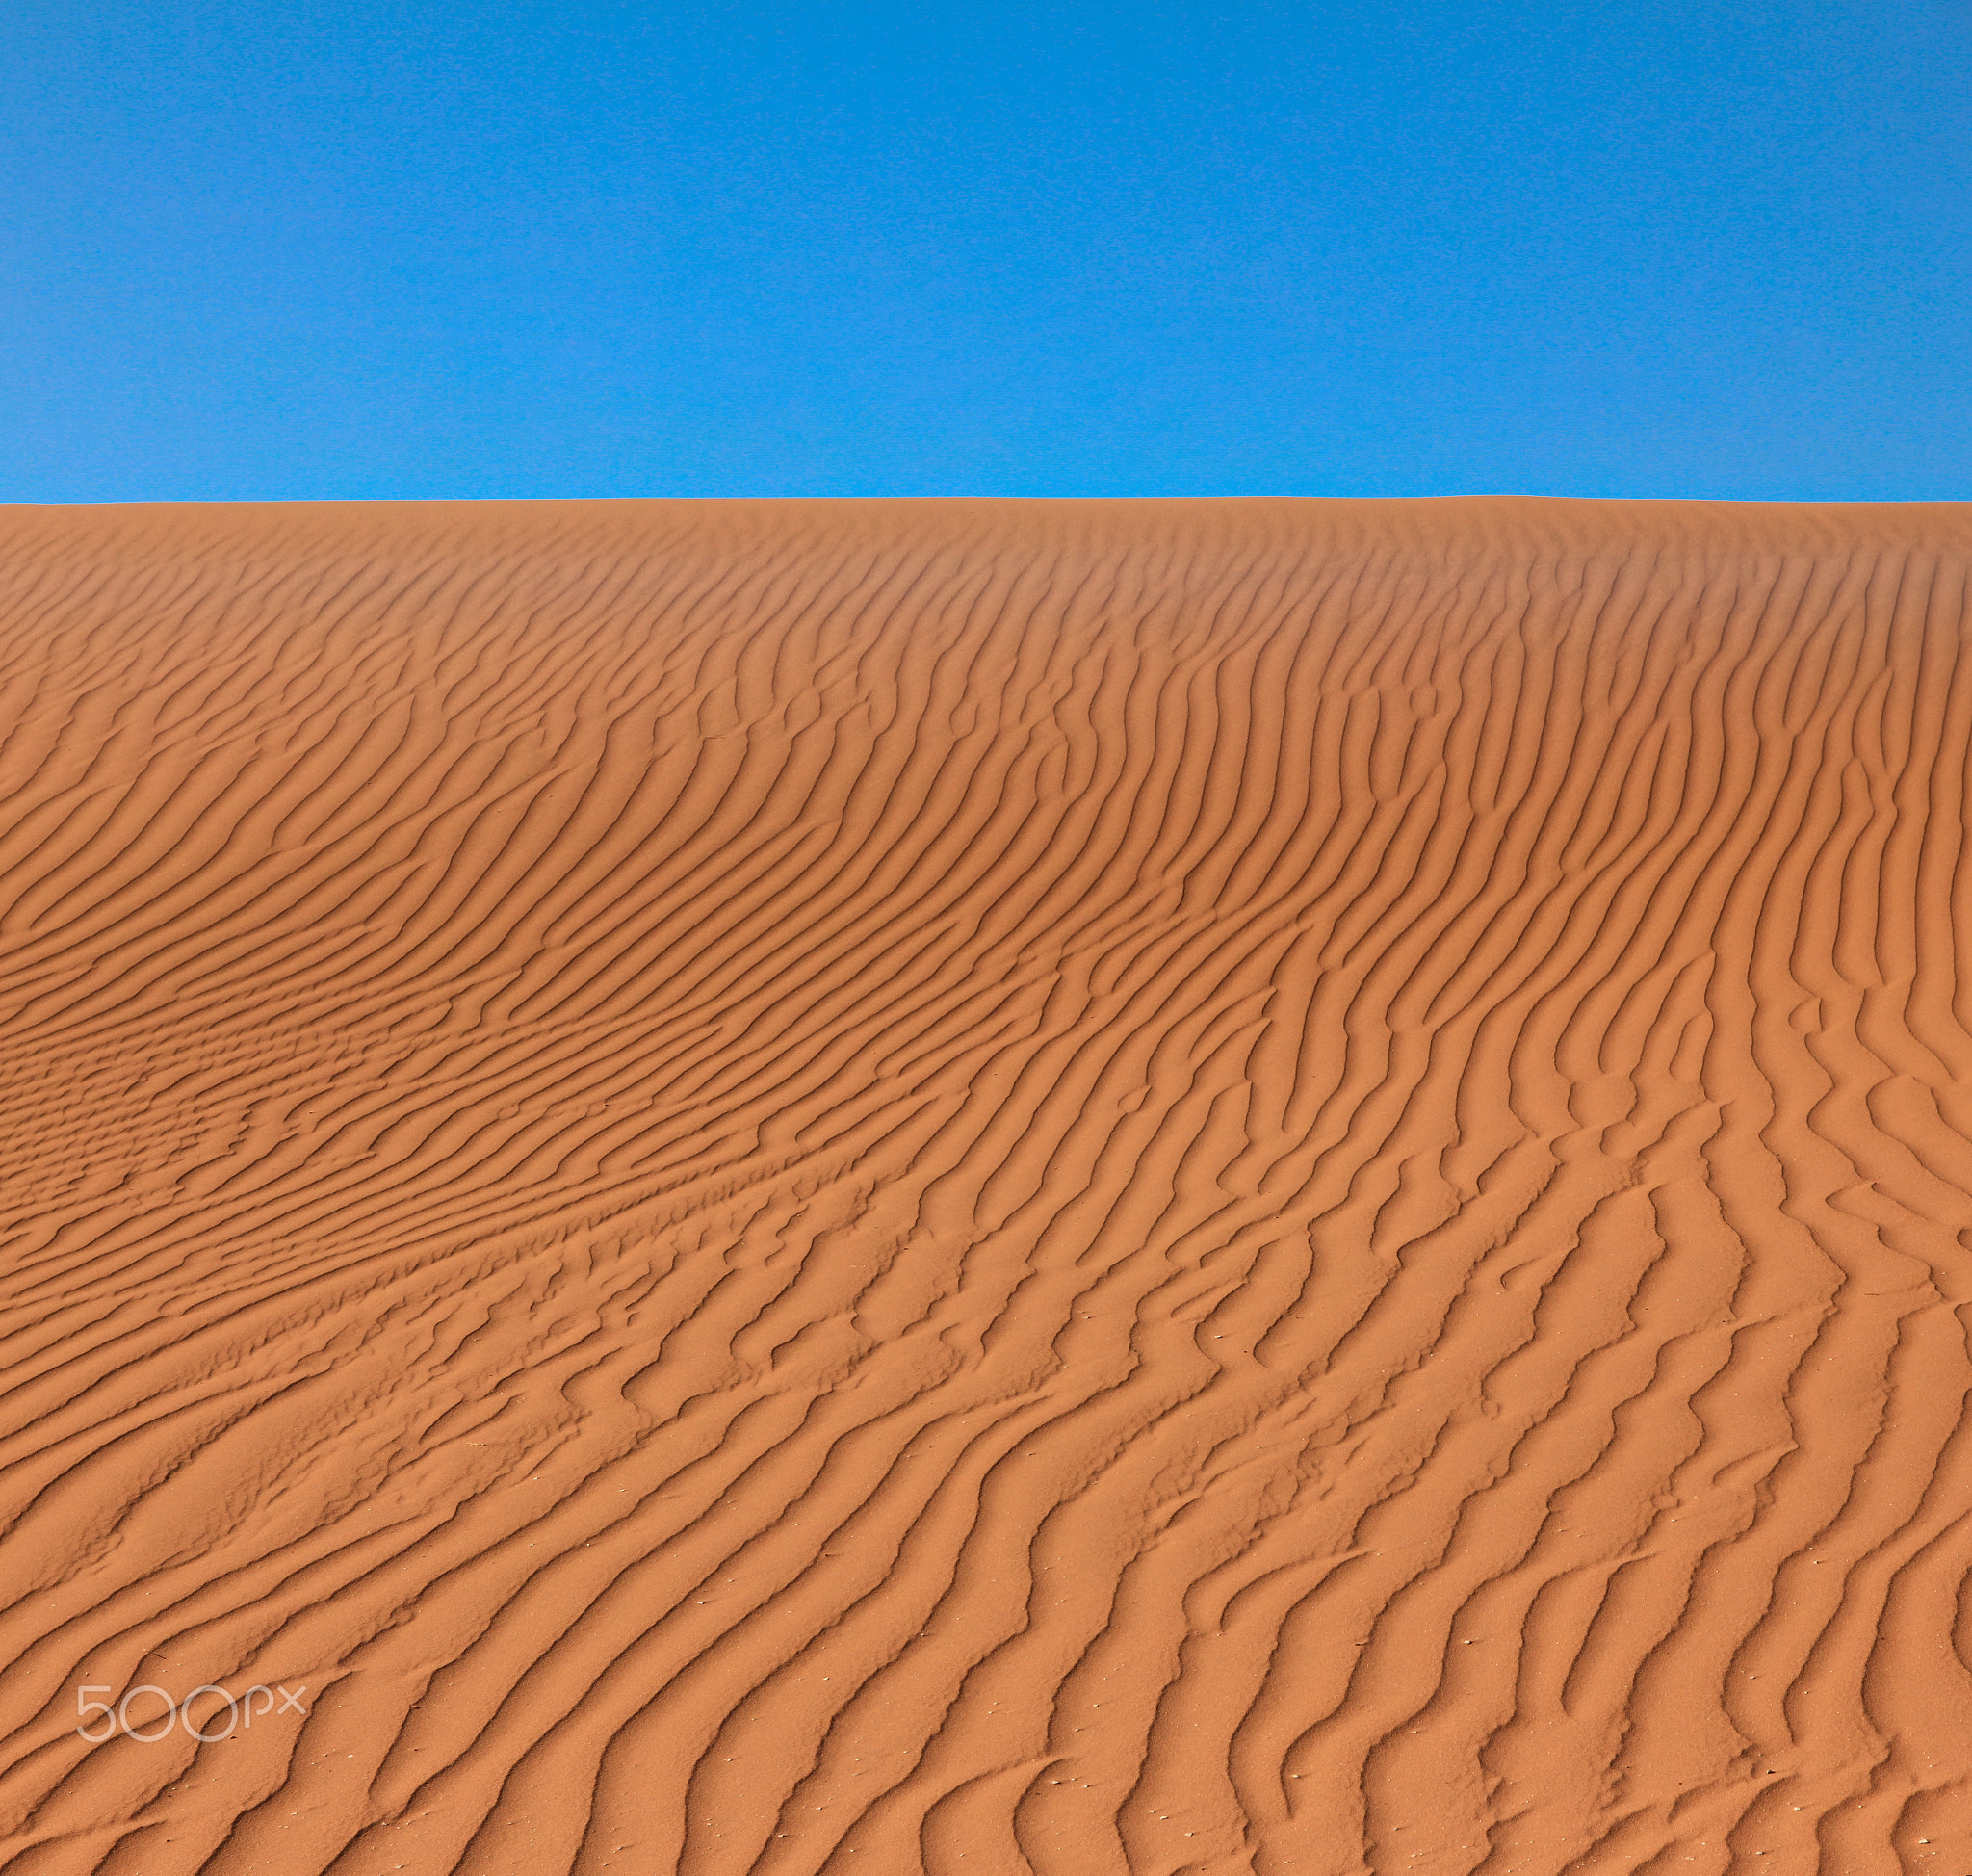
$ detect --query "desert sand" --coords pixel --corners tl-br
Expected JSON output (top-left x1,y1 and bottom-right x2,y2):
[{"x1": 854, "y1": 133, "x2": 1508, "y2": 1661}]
[{"x1": 1, "y1": 496, "x2": 1970, "y2": 1874}]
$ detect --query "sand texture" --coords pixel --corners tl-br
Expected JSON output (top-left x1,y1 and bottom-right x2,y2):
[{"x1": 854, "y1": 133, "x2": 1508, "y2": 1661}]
[{"x1": 3, "y1": 497, "x2": 1972, "y2": 1875}]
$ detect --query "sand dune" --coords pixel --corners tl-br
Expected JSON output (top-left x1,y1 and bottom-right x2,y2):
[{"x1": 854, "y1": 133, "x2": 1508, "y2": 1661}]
[{"x1": 1, "y1": 497, "x2": 1970, "y2": 1874}]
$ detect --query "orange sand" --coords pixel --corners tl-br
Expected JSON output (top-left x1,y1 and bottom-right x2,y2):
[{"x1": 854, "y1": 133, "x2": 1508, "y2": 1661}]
[{"x1": 2, "y1": 497, "x2": 1971, "y2": 1875}]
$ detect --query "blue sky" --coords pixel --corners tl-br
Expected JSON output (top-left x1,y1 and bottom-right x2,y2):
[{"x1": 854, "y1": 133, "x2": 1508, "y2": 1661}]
[{"x1": 4, "y1": 1, "x2": 1968, "y2": 502}]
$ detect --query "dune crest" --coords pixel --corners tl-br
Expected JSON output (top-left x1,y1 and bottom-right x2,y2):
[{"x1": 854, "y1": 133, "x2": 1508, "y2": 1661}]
[{"x1": 2, "y1": 498, "x2": 1971, "y2": 1873}]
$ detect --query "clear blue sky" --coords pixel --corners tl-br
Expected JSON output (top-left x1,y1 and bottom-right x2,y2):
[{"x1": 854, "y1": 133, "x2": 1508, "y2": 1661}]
[{"x1": 5, "y1": 1, "x2": 1968, "y2": 502}]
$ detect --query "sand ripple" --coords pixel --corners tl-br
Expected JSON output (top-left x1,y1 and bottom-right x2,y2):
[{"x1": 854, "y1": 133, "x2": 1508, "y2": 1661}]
[{"x1": 1, "y1": 498, "x2": 1970, "y2": 1872}]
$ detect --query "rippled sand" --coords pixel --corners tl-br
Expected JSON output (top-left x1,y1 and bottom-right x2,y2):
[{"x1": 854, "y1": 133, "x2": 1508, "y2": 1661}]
[{"x1": 2, "y1": 497, "x2": 1970, "y2": 1875}]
